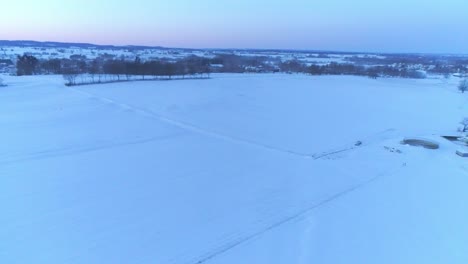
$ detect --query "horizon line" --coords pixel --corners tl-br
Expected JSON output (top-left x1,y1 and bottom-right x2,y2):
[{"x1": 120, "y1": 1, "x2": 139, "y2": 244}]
[{"x1": 0, "y1": 39, "x2": 467, "y2": 57}]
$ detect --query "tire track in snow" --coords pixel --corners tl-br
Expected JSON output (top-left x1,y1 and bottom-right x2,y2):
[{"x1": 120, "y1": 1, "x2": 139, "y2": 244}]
[
  {"x1": 312, "y1": 128, "x2": 398, "y2": 160},
  {"x1": 188, "y1": 163, "x2": 408, "y2": 264},
  {"x1": 69, "y1": 87, "x2": 315, "y2": 158},
  {"x1": 0, "y1": 133, "x2": 184, "y2": 167}
]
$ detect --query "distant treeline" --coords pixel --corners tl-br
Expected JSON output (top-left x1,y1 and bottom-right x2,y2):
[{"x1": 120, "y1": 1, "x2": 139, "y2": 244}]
[
  {"x1": 14, "y1": 53, "x2": 467, "y2": 85},
  {"x1": 306, "y1": 63, "x2": 427, "y2": 79},
  {"x1": 345, "y1": 55, "x2": 468, "y2": 77},
  {"x1": 16, "y1": 54, "x2": 212, "y2": 85}
]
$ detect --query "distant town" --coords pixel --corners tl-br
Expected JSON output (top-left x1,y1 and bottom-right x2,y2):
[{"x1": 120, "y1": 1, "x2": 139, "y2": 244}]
[{"x1": 1, "y1": 40, "x2": 467, "y2": 81}]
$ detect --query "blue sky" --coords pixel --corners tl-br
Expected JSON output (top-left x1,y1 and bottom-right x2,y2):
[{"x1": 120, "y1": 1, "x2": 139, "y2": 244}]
[{"x1": 1, "y1": 0, "x2": 467, "y2": 53}]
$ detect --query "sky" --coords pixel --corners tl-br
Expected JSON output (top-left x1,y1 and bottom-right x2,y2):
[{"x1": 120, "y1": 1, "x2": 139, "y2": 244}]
[{"x1": 1, "y1": 0, "x2": 467, "y2": 53}]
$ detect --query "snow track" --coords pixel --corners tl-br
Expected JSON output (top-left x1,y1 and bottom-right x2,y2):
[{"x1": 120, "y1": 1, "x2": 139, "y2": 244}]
[
  {"x1": 69, "y1": 86, "x2": 317, "y2": 159},
  {"x1": 0, "y1": 133, "x2": 185, "y2": 166},
  {"x1": 190, "y1": 163, "x2": 408, "y2": 264}
]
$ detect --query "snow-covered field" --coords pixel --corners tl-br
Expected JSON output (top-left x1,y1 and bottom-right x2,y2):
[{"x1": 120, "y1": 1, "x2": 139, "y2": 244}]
[{"x1": 1, "y1": 74, "x2": 467, "y2": 264}]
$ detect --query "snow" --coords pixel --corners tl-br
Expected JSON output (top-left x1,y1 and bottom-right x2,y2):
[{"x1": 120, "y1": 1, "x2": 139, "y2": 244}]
[
  {"x1": 0, "y1": 74, "x2": 467, "y2": 264},
  {"x1": 214, "y1": 140, "x2": 468, "y2": 264}
]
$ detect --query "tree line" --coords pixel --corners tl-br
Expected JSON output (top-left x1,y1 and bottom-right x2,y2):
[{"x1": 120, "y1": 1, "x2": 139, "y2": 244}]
[
  {"x1": 307, "y1": 62, "x2": 427, "y2": 79},
  {"x1": 16, "y1": 53, "x2": 461, "y2": 85},
  {"x1": 16, "y1": 55, "x2": 212, "y2": 86}
]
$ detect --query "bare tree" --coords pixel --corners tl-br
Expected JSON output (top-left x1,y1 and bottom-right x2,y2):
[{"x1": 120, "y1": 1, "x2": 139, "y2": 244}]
[
  {"x1": 16, "y1": 54, "x2": 39, "y2": 76},
  {"x1": 459, "y1": 118, "x2": 468, "y2": 132},
  {"x1": 63, "y1": 71, "x2": 79, "y2": 86},
  {"x1": 458, "y1": 79, "x2": 468, "y2": 93}
]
